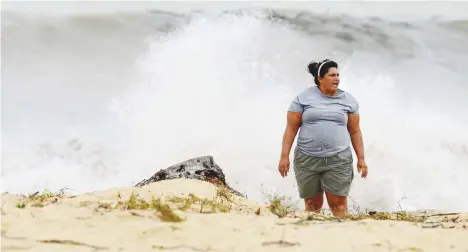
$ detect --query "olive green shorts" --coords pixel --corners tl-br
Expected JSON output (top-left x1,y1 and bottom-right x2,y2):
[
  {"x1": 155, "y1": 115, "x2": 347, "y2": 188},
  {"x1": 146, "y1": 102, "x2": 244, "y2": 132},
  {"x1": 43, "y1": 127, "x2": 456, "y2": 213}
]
[{"x1": 293, "y1": 147, "x2": 354, "y2": 198}]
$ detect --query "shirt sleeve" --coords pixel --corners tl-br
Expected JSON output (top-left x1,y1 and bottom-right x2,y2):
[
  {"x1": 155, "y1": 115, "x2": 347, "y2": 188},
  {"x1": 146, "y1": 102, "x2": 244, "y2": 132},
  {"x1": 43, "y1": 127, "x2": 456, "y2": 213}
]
[
  {"x1": 287, "y1": 96, "x2": 304, "y2": 113},
  {"x1": 348, "y1": 95, "x2": 360, "y2": 114}
]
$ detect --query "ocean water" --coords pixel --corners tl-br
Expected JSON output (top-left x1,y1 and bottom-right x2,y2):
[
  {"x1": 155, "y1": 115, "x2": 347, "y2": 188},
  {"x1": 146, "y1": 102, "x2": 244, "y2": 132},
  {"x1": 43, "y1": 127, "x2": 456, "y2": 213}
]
[{"x1": 2, "y1": 2, "x2": 468, "y2": 212}]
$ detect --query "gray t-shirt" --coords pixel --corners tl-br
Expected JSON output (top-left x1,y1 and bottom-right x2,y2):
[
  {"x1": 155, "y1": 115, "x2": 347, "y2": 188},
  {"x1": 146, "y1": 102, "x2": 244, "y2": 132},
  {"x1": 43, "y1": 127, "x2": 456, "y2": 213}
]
[{"x1": 288, "y1": 86, "x2": 359, "y2": 157}]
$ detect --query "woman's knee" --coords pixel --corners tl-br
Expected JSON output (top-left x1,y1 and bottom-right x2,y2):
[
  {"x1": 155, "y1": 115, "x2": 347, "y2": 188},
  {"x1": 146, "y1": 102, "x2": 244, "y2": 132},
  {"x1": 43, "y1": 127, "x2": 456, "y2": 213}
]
[
  {"x1": 325, "y1": 192, "x2": 348, "y2": 214},
  {"x1": 304, "y1": 192, "x2": 324, "y2": 211}
]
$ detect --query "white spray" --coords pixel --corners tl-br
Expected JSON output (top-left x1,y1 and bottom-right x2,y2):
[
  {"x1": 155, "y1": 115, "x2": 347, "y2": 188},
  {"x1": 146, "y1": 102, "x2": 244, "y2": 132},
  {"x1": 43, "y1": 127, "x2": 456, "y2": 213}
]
[{"x1": 2, "y1": 11, "x2": 468, "y2": 212}]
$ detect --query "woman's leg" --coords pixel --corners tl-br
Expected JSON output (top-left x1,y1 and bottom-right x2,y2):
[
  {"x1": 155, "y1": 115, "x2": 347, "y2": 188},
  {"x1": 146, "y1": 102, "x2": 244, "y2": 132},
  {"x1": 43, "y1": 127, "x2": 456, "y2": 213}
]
[
  {"x1": 304, "y1": 192, "x2": 324, "y2": 213},
  {"x1": 321, "y1": 148, "x2": 354, "y2": 218},
  {"x1": 293, "y1": 148, "x2": 324, "y2": 212},
  {"x1": 325, "y1": 192, "x2": 348, "y2": 217}
]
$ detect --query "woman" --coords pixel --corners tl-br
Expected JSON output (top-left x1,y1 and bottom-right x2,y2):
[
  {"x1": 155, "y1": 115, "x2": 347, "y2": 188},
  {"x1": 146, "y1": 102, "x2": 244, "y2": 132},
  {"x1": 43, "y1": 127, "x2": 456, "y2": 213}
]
[{"x1": 278, "y1": 59, "x2": 368, "y2": 218}]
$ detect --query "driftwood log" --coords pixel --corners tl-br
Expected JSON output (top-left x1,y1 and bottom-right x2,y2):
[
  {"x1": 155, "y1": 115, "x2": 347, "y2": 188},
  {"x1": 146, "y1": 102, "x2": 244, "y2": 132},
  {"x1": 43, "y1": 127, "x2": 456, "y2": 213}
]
[{"x1": 134, "y1": 156, "x2": 246, "y2": 198}]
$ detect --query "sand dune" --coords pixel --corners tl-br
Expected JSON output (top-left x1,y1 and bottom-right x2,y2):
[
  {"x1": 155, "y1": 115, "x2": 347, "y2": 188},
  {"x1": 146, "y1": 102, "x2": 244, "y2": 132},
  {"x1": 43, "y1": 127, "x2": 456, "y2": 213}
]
[{"x1": 2, "y1": 178, "x2": 467, "y2": 252}]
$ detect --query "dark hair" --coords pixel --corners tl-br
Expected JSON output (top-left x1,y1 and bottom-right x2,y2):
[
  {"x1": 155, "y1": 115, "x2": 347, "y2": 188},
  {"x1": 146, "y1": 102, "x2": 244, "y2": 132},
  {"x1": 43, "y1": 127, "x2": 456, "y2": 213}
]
[{"x1": 307, "y1": 59, "x2": 338, "y2": 86}]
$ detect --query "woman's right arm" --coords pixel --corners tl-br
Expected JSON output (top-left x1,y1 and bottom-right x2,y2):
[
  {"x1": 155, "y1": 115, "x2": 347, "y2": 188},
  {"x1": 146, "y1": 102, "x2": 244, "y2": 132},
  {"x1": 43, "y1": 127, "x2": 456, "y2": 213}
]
[{"x1": 280, "y1": 111, "x2": 302, "y2": 159}]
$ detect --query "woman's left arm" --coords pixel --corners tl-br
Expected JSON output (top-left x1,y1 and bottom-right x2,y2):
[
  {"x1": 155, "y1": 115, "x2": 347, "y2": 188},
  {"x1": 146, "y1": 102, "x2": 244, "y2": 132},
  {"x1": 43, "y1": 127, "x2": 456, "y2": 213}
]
[{"x1": 347, "y1": 113, "x2": 368, "y2": 178}]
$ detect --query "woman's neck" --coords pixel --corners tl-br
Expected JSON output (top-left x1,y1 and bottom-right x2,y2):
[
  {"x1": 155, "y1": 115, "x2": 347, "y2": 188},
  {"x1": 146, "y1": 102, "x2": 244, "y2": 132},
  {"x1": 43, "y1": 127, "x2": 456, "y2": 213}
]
[{"x1": 318, "y1": 86, "x2": 338, "y2": 96}]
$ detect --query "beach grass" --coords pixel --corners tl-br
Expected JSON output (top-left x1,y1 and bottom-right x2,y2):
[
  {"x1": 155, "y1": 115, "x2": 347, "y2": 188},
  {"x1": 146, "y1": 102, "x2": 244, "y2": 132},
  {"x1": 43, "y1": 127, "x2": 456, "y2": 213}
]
[{"x1": 10, "y1": 183, "x2": 449, "y2": 225}]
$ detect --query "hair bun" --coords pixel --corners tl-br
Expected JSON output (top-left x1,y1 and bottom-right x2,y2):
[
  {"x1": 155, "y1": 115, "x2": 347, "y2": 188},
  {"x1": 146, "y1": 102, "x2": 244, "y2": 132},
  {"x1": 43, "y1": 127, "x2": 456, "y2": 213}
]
[{"x1": 307, "y1": 61, "x2": 319, "y2": 77}]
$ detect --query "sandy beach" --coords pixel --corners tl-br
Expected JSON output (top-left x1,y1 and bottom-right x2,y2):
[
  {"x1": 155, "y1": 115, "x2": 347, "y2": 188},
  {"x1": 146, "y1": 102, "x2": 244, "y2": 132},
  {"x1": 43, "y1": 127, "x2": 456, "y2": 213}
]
[{"x1": 1, "y1": 178, "x2": 467, "y2": 252}]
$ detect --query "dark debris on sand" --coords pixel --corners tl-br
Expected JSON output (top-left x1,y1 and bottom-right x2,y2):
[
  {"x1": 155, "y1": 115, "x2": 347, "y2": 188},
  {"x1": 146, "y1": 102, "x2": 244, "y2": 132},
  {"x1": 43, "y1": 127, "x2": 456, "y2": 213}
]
[{"x1": 134, "y1": 156, "x2": 246, "y2": 198}]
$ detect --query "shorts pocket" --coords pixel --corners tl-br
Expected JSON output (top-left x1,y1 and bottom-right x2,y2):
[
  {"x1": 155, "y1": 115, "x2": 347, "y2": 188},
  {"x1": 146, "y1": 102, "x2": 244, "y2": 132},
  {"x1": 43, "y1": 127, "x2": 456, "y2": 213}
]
[
  {"x1": 293, "y1": 148, "x2": 321, "y2": 172},
  {"x1": 331, "y1": 147, "x2": 353, "y2": 166},
  {"x1": 340, "y1": 147, "x2": 353, "y2": 162}
]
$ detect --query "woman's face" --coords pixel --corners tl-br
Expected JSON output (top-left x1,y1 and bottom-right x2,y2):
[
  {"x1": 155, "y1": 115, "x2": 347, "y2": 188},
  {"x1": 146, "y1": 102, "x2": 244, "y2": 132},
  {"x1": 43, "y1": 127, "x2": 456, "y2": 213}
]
[{"x1": 320, "y1": 67, "x2": 340, "y2": 91}]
